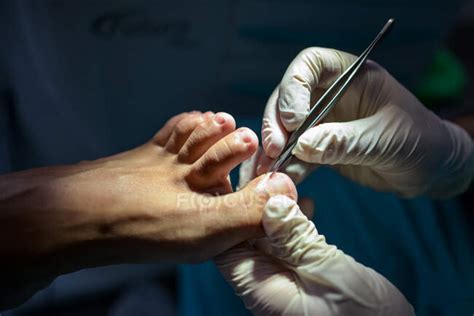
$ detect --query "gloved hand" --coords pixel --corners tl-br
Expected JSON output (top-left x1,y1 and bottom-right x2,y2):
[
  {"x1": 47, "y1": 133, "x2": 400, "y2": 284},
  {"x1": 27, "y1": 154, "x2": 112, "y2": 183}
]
[
  {"x1": 215, "y1": 195, "x2": 415, "y2": 316},
  {"x1": 252, "y1": 47, "x2": 473, "y2": 197}
]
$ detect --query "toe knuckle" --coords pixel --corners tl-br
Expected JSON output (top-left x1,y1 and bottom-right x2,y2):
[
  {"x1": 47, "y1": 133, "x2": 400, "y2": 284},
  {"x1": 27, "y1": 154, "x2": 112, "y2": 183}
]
[
  {"x1": 221, "y1": 137, "x2": 237, "y2": 156},
  {"x1": 175, "y1": 120, "x2": 190, "y2": 135},
  {"x1": 175, "y1": 116, "x2": 201, "y2": 135}
]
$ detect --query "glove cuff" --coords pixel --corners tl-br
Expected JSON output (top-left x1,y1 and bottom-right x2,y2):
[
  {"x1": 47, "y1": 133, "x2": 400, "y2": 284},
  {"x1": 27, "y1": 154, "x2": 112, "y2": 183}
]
[{"x1": 426, "y1": 120, "x2": 474, "y2": 198}]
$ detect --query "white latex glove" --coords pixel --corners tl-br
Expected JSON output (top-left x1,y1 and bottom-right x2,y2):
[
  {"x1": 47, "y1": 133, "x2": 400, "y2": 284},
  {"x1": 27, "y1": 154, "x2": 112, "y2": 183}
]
[
  {"x1": 238, "y1": 147, "x2": 318, "y2": 187},
  {"x1": 215, "y1": 195, "x2": 415, "y2": 316},
  {"x1": 253, "y1": 47, "x2": 473, "y2": 197}
]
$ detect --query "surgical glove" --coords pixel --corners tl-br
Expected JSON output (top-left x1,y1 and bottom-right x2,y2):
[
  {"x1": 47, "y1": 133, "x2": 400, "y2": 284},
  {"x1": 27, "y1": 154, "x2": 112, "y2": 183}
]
[
  {"x1": 215, "y1": 195, "x2": 415, "y2": 316},
  {"x1": 258, "y1": 47, "x2": 473, "y2": 197},
  {"x1": 238, "y1": 148, "x2": 317, "y2": 188}
]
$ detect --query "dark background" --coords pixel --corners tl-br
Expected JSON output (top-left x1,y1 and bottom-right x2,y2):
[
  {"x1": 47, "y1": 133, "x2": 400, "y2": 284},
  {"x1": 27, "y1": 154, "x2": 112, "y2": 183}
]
[{"x1": 0, "y1": 1, "x2": 472, "y2": 315}]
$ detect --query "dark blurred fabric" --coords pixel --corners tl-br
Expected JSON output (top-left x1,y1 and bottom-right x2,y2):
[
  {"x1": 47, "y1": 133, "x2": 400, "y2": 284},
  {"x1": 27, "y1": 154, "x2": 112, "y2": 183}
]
[
  {"x1": 445, "y1": 2, "x2": 474, "y2": 243},
  {"x1": 0, "y1": 0, "x2": 462, "y2": 171}
]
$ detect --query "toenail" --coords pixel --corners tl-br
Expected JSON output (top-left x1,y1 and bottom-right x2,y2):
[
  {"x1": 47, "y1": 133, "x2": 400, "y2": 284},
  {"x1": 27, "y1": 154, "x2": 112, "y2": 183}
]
[
  {"x1": 256, "y1": 172, "x2": 291, "y2": 194},
  {"x1": 214, "y1": 113, "x2": 226, "y2": 125},
  {"x1": 266, "y1": 173, "x2": 297, "y2": 198},
  {"x1": 238, "y1": 129, "x2": 253, "y2": 143}
]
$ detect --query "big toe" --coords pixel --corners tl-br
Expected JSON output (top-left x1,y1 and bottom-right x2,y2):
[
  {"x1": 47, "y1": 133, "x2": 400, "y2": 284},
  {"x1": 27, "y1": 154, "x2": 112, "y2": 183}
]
[
  {"x1": 214, "y1": 172, "x2": 297, "y2": 238},
  {"x1": 246, "y1": 172, "x2": 297, "y2": 201}
]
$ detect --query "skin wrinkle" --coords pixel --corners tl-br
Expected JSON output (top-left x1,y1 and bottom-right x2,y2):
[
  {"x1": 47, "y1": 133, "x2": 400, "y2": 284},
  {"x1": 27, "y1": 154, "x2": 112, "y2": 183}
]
[
  {"x1": 166, "y1": 114, "x2": 204, "y2": 153},
  {"x1": 178, "y1": 113, "x2": 236, "y2": 164},
  {"x1": 193, "y1": 142, "x2": 228, "y2": 179}
]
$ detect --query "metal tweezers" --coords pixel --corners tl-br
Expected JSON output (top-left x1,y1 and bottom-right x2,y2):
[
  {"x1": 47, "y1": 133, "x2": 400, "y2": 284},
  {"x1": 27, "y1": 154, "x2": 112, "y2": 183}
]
[{"x1": 268, "y1": 18, "x2": 395, "y2": 173}]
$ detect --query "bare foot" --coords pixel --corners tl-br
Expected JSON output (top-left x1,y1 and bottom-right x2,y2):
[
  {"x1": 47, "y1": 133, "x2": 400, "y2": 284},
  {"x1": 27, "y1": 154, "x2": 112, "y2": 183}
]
[
  {"x1": 67, "y1": 111, "x2": 296, "y2": 263},
  {"x1": 0, "y1": 111, "x2": 297, "y2": 308}
]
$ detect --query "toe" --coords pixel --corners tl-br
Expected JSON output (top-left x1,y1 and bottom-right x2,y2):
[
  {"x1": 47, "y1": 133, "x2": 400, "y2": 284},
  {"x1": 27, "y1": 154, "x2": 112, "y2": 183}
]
[
  {"x1": 153, "y1": 112, "x2": 193, "y2": 146},
  {"x1": 165, "y1": 112, "x2": 205, "y2": 153},
  {"x1": 208, "y1": 172, "x2": 297, "y2": 238},
  {"x1": 187, "y1": 128, "x2": 258, "y2": 192},
  {"x1": 248, "y1": 172, "x2": 298, "y2": 201},
  {"x1": 178, "y1": 112, "x2": 236, "y2": 163}
]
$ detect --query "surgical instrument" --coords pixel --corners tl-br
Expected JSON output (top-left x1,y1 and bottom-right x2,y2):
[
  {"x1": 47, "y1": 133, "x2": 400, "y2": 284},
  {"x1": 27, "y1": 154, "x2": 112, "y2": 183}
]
[{"x1": 268, "y1": 18, "x2": 395, "y2": 173}]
